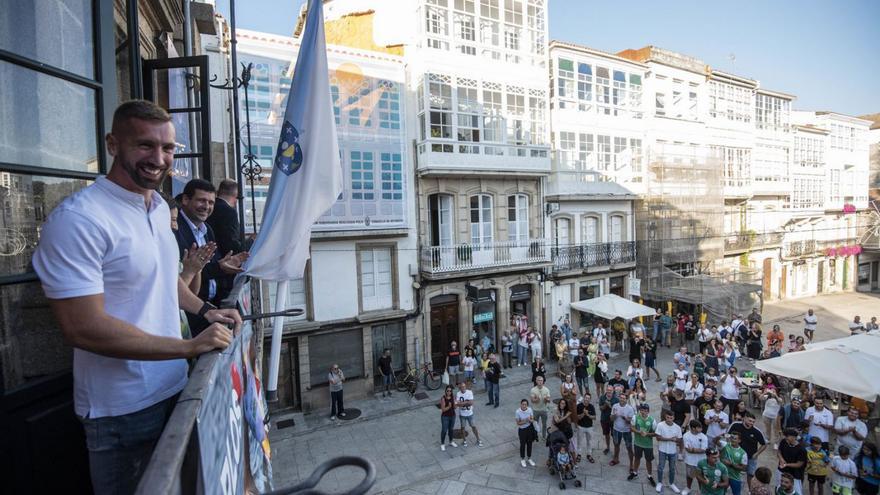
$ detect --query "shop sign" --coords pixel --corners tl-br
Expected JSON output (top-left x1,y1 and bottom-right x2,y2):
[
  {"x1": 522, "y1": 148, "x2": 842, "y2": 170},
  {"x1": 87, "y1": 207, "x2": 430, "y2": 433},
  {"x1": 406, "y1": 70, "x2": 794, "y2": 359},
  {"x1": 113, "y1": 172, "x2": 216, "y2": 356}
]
[{"x1": 473, "y1": 312, "x2": 494, "y2": 324}]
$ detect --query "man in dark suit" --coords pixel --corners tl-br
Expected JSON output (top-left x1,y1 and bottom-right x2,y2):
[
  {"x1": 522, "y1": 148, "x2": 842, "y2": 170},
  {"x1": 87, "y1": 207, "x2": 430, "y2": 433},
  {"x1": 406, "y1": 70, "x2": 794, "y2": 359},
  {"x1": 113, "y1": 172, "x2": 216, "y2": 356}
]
[
  {"x1": 176, "y1": 179, "x2": 246, "y2": 334},
  {"x1": 207, "y1": 179, "x2": 245, "y2": 302},
  {"x1": 207, "y1": 179, "x2": 243, "y2": 255}
]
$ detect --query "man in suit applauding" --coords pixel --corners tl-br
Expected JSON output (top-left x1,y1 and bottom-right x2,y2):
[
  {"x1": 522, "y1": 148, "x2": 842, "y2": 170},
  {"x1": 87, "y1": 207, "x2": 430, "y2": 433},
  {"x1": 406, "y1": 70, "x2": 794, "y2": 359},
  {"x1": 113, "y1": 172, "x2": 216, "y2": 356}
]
[
  {"x1": 176, "y1": 179, "x2": 247, "y2": 334},
  {"x1": 207, "y1": 179, "x2": 244, "y2": 255},
  {"x1": 207, "y1": 179, "x2": 246, "y2": 302}
]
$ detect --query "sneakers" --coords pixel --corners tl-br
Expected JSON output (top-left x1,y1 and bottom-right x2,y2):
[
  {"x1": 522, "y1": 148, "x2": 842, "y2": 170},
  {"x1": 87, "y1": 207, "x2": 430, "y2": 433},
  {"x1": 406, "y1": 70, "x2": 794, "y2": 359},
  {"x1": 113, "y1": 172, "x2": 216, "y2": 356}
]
[
  {"x1": 671, "y1": 484, "x2": 681, "y2": 493},
  {"x1": 527, "y1": 458, "x2": 536, "y2": 466},
  {"x1": 648, "y1": 476, "x2": 657, "y2": 487},
  {"x1": 627, "y1": 472, "x2": 637, "y2": 481},
  {"x1": 486, "y1": 402, "x2": 494, "y2": 406},
  {"x1": 478, "y1": 440, "x2": 484, "y2": 447},
  {"x1": 463, "y1": 440, "x2": 468, "y2": 447},
  {"x1": 681, "y1": 489, "x2": 690, "y2": 495},
  {"x1": 521, "y1": 459, "x2": 527, "y2": 467},
  {"x1": 656, "y1": 482, "x2": 663, "y2": 493},
  {"x1": 441, "y1": 444, "x2": 446, "y2": 452},
  {"x1": 449, "y1": 441, "x2": 458, "y2": 448},
  {"x1": 330, "y1": 415, "x2": 336, "y2": 420}
]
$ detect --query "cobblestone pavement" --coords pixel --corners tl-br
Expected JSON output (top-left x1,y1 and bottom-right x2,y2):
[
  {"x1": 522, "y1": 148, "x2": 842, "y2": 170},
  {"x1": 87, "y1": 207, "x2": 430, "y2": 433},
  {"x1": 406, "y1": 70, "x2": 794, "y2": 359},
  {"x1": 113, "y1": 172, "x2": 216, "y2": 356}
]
[{"x1": 268, "y1": 291, "x2": 880, "y2": 494}]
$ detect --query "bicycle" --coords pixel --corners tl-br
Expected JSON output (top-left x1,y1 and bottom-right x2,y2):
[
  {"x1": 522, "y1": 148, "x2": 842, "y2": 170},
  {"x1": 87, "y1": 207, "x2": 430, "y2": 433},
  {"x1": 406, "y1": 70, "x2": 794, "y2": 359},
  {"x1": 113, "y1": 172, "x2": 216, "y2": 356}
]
[{"x1": 395, "y1": 362, "x2": 442, "y2": 395}]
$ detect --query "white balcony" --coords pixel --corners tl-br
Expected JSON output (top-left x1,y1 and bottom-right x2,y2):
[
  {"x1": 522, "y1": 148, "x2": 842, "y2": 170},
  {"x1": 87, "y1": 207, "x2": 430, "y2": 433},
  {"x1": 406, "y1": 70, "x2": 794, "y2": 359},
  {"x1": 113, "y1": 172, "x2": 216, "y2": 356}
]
[
  {"x1": 546, "y1": 170, "x2": 640, "y2": 198},
  {"x1": 420, "y1": 238, "x2": 550, "y2": 277},
  {"x1": 416, "y1": 139, "x2": 550, "y2": 176},
  {"x1": 723, "y1": 178, "x2": 753, "y2": 198}
]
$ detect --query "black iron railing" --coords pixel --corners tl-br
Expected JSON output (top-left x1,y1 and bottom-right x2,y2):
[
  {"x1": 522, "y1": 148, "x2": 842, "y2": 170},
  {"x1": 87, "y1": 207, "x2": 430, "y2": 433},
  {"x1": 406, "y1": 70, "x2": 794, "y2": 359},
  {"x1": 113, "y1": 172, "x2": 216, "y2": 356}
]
[{"x1": 551, "y1": 241, "x2": 636, "y2": 272}]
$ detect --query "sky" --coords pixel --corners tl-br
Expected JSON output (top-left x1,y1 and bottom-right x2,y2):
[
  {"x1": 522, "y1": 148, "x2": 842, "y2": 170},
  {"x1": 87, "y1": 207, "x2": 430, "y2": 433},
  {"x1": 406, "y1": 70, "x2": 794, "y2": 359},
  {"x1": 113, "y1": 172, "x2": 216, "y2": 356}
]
[{"x1": 218, "y1": 0, "x2": 880, "y2": 117}]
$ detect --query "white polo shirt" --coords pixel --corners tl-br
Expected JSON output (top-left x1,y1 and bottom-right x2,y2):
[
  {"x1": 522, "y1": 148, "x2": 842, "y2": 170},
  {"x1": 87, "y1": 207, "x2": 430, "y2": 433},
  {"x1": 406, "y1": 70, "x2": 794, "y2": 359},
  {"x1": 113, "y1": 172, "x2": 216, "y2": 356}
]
[{"x1": 32, "y1": 177, "x2": 187, "y2": 418}]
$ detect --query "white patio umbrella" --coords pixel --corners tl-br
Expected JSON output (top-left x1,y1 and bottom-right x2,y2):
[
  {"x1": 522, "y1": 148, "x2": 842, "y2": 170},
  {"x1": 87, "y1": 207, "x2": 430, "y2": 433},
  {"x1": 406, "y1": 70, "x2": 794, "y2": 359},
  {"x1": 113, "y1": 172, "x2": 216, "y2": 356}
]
[
  {"x1": 755, "y1": 346, "x2": 880, "y2": 401},
  {"x1": 569, "y1": 293, "x2": 656, "y2": 320},
  {"x1": 805, "y1": 333, "x2": 880, "y2": 355}
]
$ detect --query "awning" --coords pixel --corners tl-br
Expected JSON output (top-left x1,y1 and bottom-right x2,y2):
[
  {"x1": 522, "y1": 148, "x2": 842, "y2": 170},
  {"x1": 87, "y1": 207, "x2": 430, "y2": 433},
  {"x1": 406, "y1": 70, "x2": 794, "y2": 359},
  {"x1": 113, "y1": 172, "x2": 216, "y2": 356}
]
[
  {"x1": 570, "y1": 293, "x2": 656, "y2": 320},
  {"x1": 756, "y1": 345, "x2": 880, "y2": 401}
]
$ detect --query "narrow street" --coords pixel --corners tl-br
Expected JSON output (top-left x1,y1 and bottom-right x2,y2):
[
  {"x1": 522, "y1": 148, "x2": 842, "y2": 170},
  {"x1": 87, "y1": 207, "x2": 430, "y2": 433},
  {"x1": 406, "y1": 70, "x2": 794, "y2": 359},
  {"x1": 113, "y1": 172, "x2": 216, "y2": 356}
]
[{"x1": 268, "y1": 291, "x2": 880, "y2": 494}]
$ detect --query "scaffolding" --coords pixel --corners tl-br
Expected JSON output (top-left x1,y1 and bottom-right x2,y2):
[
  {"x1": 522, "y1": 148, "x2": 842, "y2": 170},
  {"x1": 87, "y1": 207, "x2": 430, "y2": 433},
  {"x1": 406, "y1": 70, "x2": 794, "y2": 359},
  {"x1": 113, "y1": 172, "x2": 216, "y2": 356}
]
[{"x1": 635, "y1": 143, "x2": 762, "y2": 322}]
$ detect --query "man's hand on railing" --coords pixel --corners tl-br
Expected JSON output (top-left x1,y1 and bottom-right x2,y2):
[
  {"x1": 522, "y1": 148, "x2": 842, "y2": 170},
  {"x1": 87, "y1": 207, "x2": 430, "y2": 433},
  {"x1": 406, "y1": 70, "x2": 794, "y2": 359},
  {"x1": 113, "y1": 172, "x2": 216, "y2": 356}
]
[
  {"x1": 186, "y1": 322, "x2": 234, "y2": 358},
  {"x1": 204, "y1": 307, "x2": 243, "y2": 336}
]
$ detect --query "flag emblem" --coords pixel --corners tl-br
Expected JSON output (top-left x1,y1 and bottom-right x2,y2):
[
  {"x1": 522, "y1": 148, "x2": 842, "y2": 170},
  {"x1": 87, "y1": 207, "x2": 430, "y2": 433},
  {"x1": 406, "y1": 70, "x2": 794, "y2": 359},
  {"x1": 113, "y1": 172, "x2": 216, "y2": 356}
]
[{"x1": 274, "y1": 121, "x2": 303, "y2": 175}]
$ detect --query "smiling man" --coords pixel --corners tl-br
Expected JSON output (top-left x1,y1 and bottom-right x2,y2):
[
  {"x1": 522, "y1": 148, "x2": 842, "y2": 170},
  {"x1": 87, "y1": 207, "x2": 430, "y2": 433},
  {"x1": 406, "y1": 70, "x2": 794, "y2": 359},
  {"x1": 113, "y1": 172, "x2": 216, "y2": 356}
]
[
  {"x1": 32, "y1": 100, "x2": 241, "y2": 495},
  {"x1": 175, "y1": 178, "x2": 248, "y2": 333}
]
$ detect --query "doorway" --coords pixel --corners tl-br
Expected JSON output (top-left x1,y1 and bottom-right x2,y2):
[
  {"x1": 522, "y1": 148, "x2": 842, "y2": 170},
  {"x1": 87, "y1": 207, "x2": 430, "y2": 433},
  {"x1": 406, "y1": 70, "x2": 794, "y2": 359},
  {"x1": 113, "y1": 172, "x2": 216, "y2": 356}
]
[
  {"x1": 264, "y1": 337, "x2": 300, "y2": 412},
  {"x1": 763, "y1": 258, "x2": 773, "y2": 299},
  {"x1": 430, "y1": 295, "x2": 459, "y2": 371},
  {"x1": 372, "y1": 322, "x2": 405, "y2": 386}
]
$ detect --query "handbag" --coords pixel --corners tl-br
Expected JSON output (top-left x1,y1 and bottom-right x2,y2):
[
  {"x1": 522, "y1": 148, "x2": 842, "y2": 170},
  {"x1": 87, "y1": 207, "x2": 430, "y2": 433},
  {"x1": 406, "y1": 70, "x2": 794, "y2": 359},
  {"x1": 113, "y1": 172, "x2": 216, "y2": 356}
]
[
  {"x1": 442, "y1": 371, "x2": 450, "y2": 385},
  {"x1": 527, "y1": 422, "x2": 539, "y2": 443}
]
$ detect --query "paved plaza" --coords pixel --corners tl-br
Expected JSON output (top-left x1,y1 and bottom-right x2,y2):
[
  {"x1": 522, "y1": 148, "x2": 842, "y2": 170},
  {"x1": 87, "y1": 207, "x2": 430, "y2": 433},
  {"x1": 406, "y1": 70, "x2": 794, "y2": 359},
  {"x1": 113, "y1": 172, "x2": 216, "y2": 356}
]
[{"x1": 268, "y1": 291, "x2": 880, "y2": 494}]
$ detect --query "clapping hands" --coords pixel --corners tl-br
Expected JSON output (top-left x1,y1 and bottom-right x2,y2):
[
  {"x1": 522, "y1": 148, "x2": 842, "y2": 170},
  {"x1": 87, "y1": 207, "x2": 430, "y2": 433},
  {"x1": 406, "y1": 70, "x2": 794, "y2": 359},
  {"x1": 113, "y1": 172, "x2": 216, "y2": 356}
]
[{"x1": 219, "y1": 250, "x2": 250, "y2": 274}]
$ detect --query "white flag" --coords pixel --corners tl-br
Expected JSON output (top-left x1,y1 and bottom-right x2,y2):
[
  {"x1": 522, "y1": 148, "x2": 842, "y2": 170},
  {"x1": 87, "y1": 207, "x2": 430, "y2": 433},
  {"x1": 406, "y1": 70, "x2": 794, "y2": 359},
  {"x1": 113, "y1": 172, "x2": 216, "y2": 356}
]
[{"x1": 244, "y1": 0, "x2": 342, "y2": 281}]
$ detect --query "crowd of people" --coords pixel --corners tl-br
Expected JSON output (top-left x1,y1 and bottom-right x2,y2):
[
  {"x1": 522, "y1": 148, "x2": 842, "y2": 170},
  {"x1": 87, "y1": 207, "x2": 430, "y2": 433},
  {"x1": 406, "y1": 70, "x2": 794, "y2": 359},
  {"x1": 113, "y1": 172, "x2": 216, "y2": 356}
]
[{"x1": 435, "y1": 306, "x2": 880, "y2": 495}]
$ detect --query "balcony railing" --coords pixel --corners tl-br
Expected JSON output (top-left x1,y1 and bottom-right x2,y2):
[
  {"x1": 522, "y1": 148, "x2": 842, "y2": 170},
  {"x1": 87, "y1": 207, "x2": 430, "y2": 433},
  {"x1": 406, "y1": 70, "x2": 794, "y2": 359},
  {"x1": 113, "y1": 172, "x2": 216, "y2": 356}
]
[
  {"x1": 724, "y1": 232, "x2": 784, "y2": 252},
  {"x1": 416, "y1": 139, "x2": 551, "y2": 174},
  {"x1": 551, "y1": 241, "x2": 637, "y2": 272},
  {"x1": 784, "y1": 239, "x2": 817, "y2": 258},
  {"x1": 420, "y1": 238, "x2": 550, "y2": 275}
]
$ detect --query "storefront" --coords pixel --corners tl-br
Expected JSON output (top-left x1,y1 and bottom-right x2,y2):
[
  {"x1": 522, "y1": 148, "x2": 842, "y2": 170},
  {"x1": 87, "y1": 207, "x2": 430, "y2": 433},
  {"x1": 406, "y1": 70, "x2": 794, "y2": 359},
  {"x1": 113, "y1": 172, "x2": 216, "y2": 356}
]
[{"x1": 473, "y1": 288, "x2": 497, "y2": 349}]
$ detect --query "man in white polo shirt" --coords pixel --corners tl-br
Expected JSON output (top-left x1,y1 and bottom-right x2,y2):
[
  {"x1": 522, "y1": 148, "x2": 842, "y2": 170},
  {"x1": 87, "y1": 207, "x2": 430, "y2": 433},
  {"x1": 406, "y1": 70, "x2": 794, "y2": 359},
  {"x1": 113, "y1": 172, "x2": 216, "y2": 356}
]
[{"x1": 32, "y1": 100, "x2": 241, "y2": 495}]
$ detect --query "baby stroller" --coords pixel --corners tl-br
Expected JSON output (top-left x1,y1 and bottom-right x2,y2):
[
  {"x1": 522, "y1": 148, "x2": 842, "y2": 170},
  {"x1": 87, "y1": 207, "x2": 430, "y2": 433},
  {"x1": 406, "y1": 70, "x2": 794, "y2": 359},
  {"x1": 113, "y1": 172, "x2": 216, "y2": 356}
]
[{"x1": 546, "y1": 429, "x2": 581, "y2": 490}]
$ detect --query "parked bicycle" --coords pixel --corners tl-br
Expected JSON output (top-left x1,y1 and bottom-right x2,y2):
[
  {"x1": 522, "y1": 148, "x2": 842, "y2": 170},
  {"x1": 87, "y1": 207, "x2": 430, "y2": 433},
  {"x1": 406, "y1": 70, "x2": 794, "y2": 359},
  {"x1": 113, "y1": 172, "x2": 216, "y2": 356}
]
[{"x1": 395, "y1": 362, "x2": 442, "y2": 395}]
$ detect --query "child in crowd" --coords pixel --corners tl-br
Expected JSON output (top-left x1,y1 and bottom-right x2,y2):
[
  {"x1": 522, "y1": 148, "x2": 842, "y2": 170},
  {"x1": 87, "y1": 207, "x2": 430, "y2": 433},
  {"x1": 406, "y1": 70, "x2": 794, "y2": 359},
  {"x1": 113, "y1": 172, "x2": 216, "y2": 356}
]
[
  {"x1": 682, "y1": 419, "x2": 708, "y2": 495},
  {"x1": 806, "y1": 436, "x2": 831, "y2": 495},
  {"x1": 557, "y1": 445, "x2": 575, "y2": 479},
  {"x1": 750, "y1": 467, "x2": 773, "y2": 495},
  {"x1": 830, "y1": 446, "x2": 858, "y2": 495}
]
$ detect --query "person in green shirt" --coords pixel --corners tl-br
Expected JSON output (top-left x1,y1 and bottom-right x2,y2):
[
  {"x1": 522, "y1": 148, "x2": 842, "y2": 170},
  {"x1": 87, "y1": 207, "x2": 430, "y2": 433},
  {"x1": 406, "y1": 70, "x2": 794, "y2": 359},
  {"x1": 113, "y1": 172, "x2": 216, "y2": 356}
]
[
  {"x1": 696, "y1": 447, "x2": 730, "y2": 495},
  {"x1": 721, "y1": 430, "x2": 749, "y2": 495},
  {"x1": 630, "y1": 403, "x2": 658, "y2": 486}
]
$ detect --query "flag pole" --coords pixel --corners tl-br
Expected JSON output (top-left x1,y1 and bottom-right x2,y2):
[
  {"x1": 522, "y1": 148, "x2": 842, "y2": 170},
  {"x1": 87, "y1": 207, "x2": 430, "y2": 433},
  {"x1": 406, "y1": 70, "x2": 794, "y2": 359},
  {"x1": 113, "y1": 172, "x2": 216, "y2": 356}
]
[{"x1": 266, "y1": 279, "x2": 289, "y2": 402}]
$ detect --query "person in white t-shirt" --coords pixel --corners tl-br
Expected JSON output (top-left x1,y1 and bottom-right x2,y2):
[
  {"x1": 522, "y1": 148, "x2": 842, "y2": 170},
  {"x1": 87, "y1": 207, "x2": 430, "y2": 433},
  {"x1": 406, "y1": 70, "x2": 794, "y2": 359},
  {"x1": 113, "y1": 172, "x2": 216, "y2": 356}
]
[
  {"x1": 456, "y1": 381, "x2": 482, "y2": 447},
  {"x1": 593, "y1": 323, "x2": 608, "y2": 342},
  {"x1": 698, "y1": 324, "x2": 712, "y2": 355},
  {"x1": 848, "y1": 316, "x2": 866, "y2": 336},
  {"x1": 719, "y1": 366, "x2": 743, "y2": 416},
  {"x1": 568, "y1": 336, "x2": 581, "y2": 360},
  {"x1": 673, "y1": 363, "x2": 690, "y2": 392},
  {"x1": 682, "y1": 419, "x2": 709, "y2": 495},
  {"x1": 655, "y1": 410, "x2": 684, "y2": 493},
  {"x1": 803, "y1": 309, "x2": 818, "y2": 343},
  {"x1": 685, "y1": 374, "x2": 705, "y2": 402},
  {"x1": 830, "y1": 446, "x2": 859, "y2": 495},
  {"x1": 805, "y1": 397, "x2": 835, "y2": 450},
  {"x1": 704, "y1": 400, "x2": 729, "y2": 447},
  {"x1": 833, "y1": 407, "x2": 867, "y2": 454},
  {"x1": 31, "y1": 101, "x2": 240, "y2": 495}
]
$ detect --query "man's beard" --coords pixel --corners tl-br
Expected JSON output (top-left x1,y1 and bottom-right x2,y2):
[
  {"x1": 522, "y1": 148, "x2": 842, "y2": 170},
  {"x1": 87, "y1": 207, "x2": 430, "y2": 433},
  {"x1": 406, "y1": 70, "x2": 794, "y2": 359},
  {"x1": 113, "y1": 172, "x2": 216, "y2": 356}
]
[{"x1": 122, "y1": 157, "x2": 169, "y2": 190}]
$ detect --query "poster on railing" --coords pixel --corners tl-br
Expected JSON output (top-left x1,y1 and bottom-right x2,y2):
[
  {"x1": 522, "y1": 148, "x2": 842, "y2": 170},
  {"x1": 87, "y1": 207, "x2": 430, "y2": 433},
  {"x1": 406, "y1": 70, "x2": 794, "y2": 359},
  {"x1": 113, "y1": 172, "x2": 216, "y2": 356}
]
[{"x1": 197, "y1": 281, "x2": 273, "y2": 494}]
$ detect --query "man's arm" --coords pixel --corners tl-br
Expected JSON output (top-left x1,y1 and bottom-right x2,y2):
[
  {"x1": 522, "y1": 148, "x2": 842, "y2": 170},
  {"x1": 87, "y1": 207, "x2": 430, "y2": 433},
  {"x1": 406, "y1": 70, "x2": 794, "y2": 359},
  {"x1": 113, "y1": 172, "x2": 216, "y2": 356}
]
[
  {"x1": 48, "y1": 294, "x2": 232, "y2": 360},
  {"x1": 178, "y1": 277, "x2": 242, "y2": 333}
]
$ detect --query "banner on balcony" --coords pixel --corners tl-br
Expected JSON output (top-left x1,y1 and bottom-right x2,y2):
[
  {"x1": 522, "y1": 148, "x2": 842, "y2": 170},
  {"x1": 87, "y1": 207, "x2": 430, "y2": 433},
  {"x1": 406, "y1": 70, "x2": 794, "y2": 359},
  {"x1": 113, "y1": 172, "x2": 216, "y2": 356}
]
[{"x1": 197, "y1": 282, "x2": 273, "y2": 495}]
